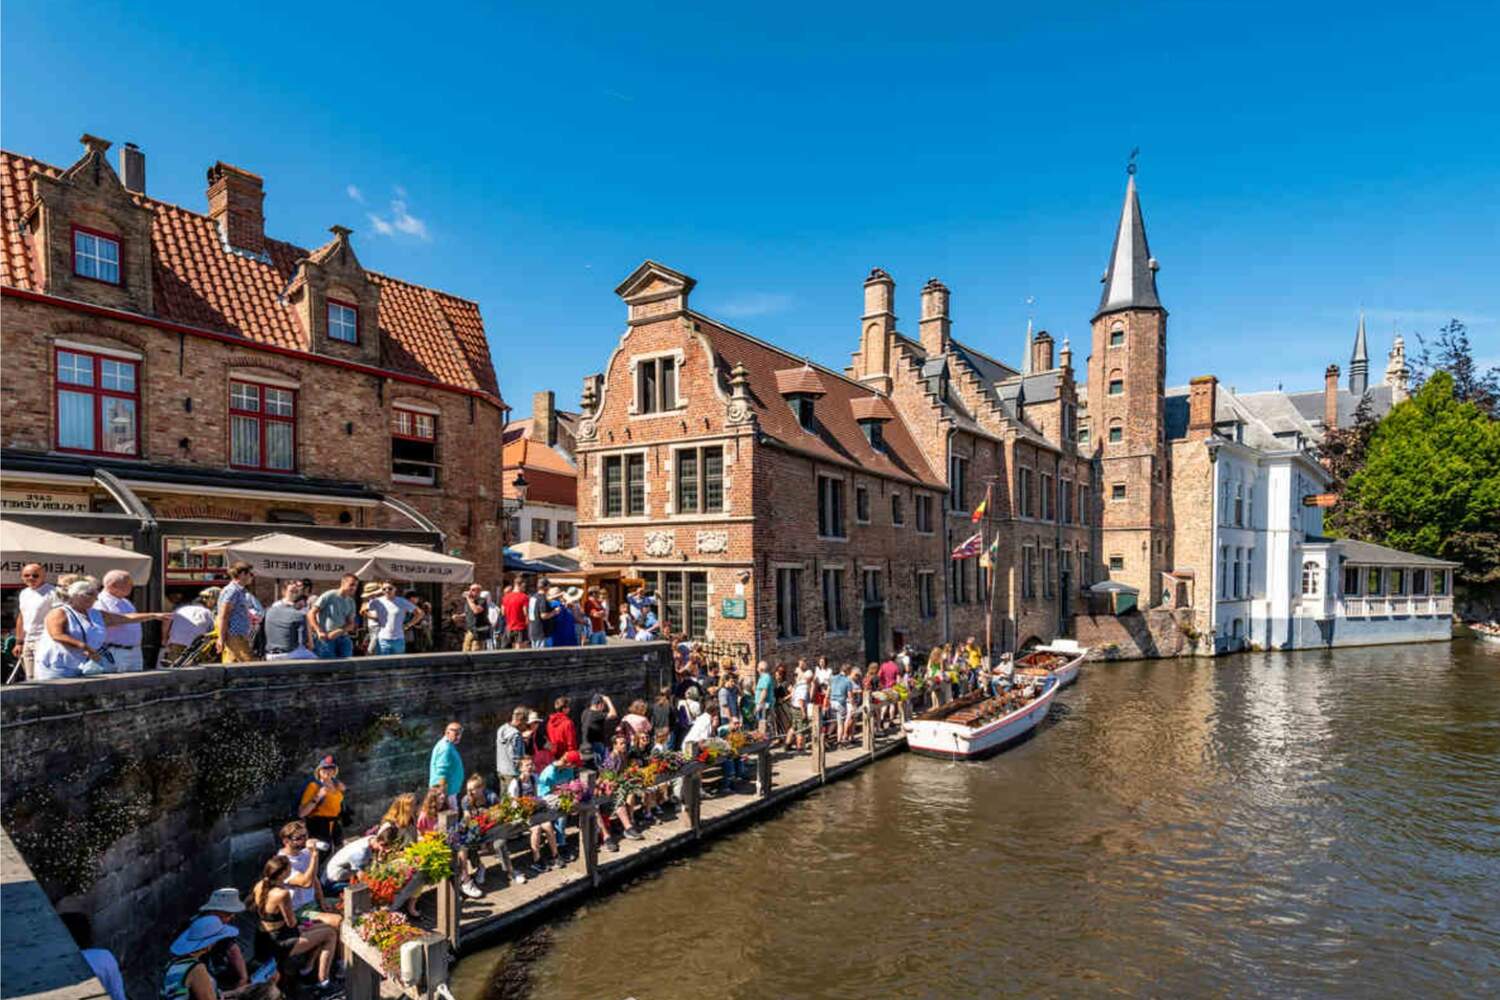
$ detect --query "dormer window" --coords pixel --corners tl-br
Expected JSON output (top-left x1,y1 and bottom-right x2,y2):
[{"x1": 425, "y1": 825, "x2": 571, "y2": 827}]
[
  {"x1": 73, "y1": 227, "x2": 121, "y2": 284},
  {"x1": 860, "y1": 419, "x2": 884, "y2": 449},
  {"x1": 790, "y1": 394, "x2": 816, "y2": 430},
  {"x1": 328, "y1": 299, "x2": 359, "y2": 343}
]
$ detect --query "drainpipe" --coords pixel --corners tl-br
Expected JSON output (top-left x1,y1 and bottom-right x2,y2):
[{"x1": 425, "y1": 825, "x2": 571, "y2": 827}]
[{"x1": 941, "y1": 426, "x2": 955, "y2": 646}]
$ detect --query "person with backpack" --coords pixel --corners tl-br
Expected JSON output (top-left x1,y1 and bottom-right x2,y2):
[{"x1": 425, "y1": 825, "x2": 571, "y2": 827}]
[{"x1": 527, "y1": 577, "x2": 557, "y2": 648}]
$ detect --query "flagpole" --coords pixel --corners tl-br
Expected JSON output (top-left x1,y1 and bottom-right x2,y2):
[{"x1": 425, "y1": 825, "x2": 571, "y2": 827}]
[{"x1": 983, "y1": 477, "x2": 995, "y2": 664}]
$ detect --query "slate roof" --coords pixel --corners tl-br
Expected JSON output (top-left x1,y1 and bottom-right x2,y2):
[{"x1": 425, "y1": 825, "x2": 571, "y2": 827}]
[
  {"x1": 1, "y1": 149, "x2": 499, "y2": 397},
  {"x1": 1312, "y1": 537, "x2": 1458, "y2": 568},
  {"x1": 690, "y1": 314, "x2": 945, "y2": 489},
  {"x1": 1095, "y1": 174, "x2": 1163, "y2": 319}
]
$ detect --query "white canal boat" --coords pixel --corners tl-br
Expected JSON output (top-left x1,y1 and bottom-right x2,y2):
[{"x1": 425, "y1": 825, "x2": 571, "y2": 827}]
[
  {"x1": 904, "y1": 674, "x2": 1061, "y2": 760},
  {"x1": 1012, "y1": 641, "x2": 1089, "y2": 688}
]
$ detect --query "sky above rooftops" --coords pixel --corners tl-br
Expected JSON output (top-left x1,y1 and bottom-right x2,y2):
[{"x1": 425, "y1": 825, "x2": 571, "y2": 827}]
[{"x1": 3, "y1": 1, "x2": 1496, "y2": 414}]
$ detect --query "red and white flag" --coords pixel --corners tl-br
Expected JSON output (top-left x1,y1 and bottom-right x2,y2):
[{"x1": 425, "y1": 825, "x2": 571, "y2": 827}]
[{"x1": 951, "y1": 532, "x2": 983, "y2": 559}]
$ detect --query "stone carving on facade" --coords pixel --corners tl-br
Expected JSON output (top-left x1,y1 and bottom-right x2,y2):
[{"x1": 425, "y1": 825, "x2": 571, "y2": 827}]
[
  {"x1": 597, "y1": 532, "x2": 625, "y2": 554},
  {"x1": 725, "y1": 362, "x2": 756, "y2": 428},
  {"x1": 643, "y1": 530, "x2": 675, "y2": 557},
  {"x1": 696, "y1": 530, "x2": 729, "y2": 554},
  {"x1": 577, "y1": 373, "x2": 602, "y2": 442}
]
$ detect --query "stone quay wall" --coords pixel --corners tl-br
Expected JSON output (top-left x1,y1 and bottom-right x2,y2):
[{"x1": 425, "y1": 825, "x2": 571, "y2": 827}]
[
  {"x1": 1072, "y1": 608, "x2": 1201, "y2": 660},
  {"x1": 0, "y1": 643, "x2": 672, "y2": 994}
]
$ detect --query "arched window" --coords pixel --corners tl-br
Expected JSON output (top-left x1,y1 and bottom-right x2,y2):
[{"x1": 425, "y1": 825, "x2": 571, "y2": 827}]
[
  {"x1": 1107, "y1": 368, "x2": 1124, "y2": 396},
  {"x1": 1108, "y1": 419, "x2": 1123, "y2": 443},
  {"x1": 1109, "y1": 325, "x2": 1125, "y2": 347},
  {"x1": 1301, "y1": 561, "x2": 1320, "y2": 596}
]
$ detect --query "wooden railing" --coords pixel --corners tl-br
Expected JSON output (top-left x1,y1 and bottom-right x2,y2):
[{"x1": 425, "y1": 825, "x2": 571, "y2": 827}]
[
  {"x1": 341, "y1": 883, "x2": 448, "y2": 1000},
  {"x1": 1341, "y1": 596, "x2": 1452, "y2": 618}
]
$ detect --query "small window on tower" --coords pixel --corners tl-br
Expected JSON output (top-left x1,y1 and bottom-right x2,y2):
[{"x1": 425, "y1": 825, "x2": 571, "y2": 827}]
[
  {"x1": 1109, "y1": 328, "x2": 1125, "y2": 347},
  {"x1": 1111, "y1": 482, "x2": 1126, "y2": 500},
  {"x1": 1108, "y1": 421, "x2": 1123, "y2": 444},
  {"x1": 1108, "y1": 379, "x2": 1124, "y2": 396}
]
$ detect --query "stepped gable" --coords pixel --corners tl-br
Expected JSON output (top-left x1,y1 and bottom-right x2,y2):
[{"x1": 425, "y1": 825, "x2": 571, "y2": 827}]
[
  {"x1": 692, "y1": 315, "x2": 944, "y2": 489},
  {"x1": 0, "y1": 148, "x2": 498, "y2": 396}
]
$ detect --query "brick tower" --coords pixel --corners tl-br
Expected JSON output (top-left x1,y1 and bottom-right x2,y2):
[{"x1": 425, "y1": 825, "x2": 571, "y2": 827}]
[{"x1": 1086, "y1": 168, "x2": 1169, "y2": 600}]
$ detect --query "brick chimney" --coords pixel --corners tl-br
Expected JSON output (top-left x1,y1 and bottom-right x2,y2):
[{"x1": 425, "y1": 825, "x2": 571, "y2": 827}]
[
  {"x1": 533, "y1": 390, "x2": 557, "y2": 447},
  {"x1": 120, "y1": 143, "x2": 146, "y2": 194},
  {"x1": 1188, "y1": 375, "x2": 1217, "y2": 439},
  {"x1": 206, "y1": 162, "x2": 265, "y2": 255},
  {"x1": 1324, "y1": 364, "x2": 1340, "y2": 430},
  {"x1": 918, "y1": 277, "x2": 951, "y2": 358},
  {"x1": 858, "y1": 268, "x2": 896, "y2": 393},
  {"x1": 1032, "y1": 330, "x2": 1055, "y2": 372}
]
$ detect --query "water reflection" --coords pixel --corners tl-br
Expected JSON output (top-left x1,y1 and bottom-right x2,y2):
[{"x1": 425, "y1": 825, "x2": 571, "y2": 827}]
[{"x1": 454, "y1": 642, "x2": 1500, "y2": 1000}]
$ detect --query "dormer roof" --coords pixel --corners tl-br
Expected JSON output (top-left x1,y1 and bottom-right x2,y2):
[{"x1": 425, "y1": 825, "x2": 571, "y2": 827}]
[{"x1": 774, "y1": 364, "x2": 827, "y2": 396}]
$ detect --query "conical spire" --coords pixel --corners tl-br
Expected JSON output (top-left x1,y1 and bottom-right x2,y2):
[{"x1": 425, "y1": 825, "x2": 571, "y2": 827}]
[
  {"x1": 1349, "y1": 311, "x2": 1369, "y2": 395},
  {"x1": 1094, "y1": 172, "x2": 1162, "y2": 319}
]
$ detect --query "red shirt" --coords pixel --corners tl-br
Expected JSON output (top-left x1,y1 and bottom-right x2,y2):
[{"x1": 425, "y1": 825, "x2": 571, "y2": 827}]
[
  {"x1": 878, "y1": 660, "x2": 899, "y2": 689},
  {"x1": 501, "y1": 590, "x2": 529, "y2": 632},
  {"x1": 584, "y1": 598, "x2": 606, "y2": 632},
  {"x1": 547, "y1": 712, "x2": 578, "y2": 755}
]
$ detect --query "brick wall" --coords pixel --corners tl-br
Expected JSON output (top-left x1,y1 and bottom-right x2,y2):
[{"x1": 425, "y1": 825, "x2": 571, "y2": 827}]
[
  {"x1": 1074, "y1": 607, "x2": 1199, "y2": 660},
  {"x1": 0, "y1": 643, "x2": 670, "y2": 996}
]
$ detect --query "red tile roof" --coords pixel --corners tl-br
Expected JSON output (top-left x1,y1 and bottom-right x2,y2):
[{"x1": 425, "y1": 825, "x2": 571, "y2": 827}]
[
  {"x1": 502, "y1": 436, "x2": 576, "y2": 505},
  {"x1": 1, "y1": 149, "x2": 498, "y2": 397},
  {"x1": 773, "y1": 365, "x2": 827, "y2": 396},
  {"x1": 693, "y1": 315, "x2": 944, "y2": 489},
  {"x1": 850, "y1": 395, "x2": 896, "y2": 421}
]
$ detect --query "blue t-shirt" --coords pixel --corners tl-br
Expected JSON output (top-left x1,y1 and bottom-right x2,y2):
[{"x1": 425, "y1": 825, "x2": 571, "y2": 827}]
[
  {"x1": 755, "y1": 672, "x2": 775, "y2": 707},
  {"x1": 536, "y1": 764, "x2": 575, "y2": 797},
  {"x1": 828, "y1": 674, "x2": 854, "y2": 705},
  {"x1": 550, "y1": 601, "x2": 578, "y2": 646}
]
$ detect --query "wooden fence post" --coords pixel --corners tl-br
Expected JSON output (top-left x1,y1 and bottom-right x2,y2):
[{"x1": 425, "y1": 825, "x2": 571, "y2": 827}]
[
  {"x1": 341, "y1": 885, "x2": 378, "y2": 1000},
  {"x1": 683, "y1": 770, "x2": 702, "y2": 836},
  {"x1": 580, "y1": 806, "x2": 601, "y2": 885},
  {"x1": 756, "y1": 746, "x2": 773, "y2": 798},
  {"x1": 421, "y1": 935, "x2": 449, "y2": 1000},
  {"x1": 435, "y1": 810, "x2": 460, "y2": 950},
  {"x1": 812, "y1": 705, "x2": 826, "y2": 782},
  {"x1": 861, "y1": 701, "x2": 875, "y2": 756}
]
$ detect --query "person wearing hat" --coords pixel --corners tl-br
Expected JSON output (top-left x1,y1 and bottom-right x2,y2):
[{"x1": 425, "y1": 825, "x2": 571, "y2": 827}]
[
  {"x1": 307, "y1": 574, "x2": 359, "y2": 660},
  {"x1": 159, "y1": 588, "x2": 221, "y2": 668},
  {"x1": 356, "y1": 582, "x2": 384, "y2": 655},
  {"x1": 523, "y1": 708, "x2": 552, "y2": 769},
  {"x1": 297, "y1": 755, "x2": 347, "y2": 846},
  {"x1": 363, "y1": 581, "x2": 422, "y2": 656},
  {"x1": 548, "y1": 586, "x2": 581, "y2": 647},
  {"x1": 162, "y1": 913, "x2": 241, "y2": 999},
  {"x1": 495, "y1": 706, "x2": 529, "y2": 784},
  {"x1": 195, "y1": 889, "x2": 251, "y2": 994},
  {"x1": 537, "y1": 749, "x2": 584, "y2": 860}
]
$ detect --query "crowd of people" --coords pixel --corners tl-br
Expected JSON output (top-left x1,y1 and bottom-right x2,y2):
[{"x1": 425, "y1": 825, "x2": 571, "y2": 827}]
[{"x1": 6, "y1": 566, "x2": 675, "y2": 681}]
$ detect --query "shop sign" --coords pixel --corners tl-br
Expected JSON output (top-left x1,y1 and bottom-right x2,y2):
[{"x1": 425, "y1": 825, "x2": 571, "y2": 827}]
[
  {"x1": 720, "y1": 597, "x2": 747, "y2": 619},
  {"x1": 151, "y1": 501, "x2": 254, "y2": 522},
  {"x1": 1301, "y1": 493, "x2": 1338, "y2": 508},
  {"x1": 1, "y1": 489, "x2": 91, "y2": 512}
]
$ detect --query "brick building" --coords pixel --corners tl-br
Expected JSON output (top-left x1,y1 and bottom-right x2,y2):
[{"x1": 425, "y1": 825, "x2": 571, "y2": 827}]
[
  {"x1": 0, "y1": 134, "x2": 503, "y2": 613},
  {"x1": 501, "y1": 390, "x2": 579, "y2": 551},
  {"x1": 575, "y1": 262, "x2": 949, "y2": 664}
]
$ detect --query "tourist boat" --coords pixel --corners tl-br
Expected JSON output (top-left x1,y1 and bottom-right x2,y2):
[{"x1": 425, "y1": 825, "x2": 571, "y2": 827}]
[
  {"x1": 904, "y1": 674, "x2": 1061, "y2": 759},
  {"x1": 1011, "y1": 641, "x2": 1089, "y2": 688},
  {"x1": 1471, "y1": 622, "x2": 1500, "y2": 645}
]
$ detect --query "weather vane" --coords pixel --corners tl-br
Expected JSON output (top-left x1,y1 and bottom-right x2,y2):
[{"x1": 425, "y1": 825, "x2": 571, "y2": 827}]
[{"x1": 1127, "y1": 147, "x2": 1140, "y2": 175}]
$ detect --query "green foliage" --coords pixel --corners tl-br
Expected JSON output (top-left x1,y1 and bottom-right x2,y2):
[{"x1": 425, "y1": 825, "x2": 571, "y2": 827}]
[{"x1": 1338, "y1": 371, "x2": 1500, "y2": 584}]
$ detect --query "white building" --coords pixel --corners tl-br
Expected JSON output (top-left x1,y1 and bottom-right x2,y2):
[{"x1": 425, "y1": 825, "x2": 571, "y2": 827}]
[{"x1": 1169, "y1": 379, "x2": 1453, "y2": 654}]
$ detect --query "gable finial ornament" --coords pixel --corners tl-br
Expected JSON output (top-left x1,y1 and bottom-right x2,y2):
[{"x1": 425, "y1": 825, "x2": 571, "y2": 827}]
[
  {"x1": 726, "y1": 362, "x2": 756, "y2": 428},
  {"x1": 1127, "y1": 146, "x2": 1140, "y2": 176}
]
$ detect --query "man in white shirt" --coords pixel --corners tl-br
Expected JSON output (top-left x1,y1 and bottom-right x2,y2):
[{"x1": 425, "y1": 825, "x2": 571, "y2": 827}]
[
  {"x1": 12, "y1": 563, "x2": 54, "y2": 681},
  {"x1": 159, "y1": 589, "x2": 218, "y2": 667},
  {"x1": 95, "y1": 570, "x2": 144, "y2": 672},
  {"x1": 365, "y1": 582, "x2": 422, "y2": 655},
  {"x1": 682, "y1": 700, "x2": 717, "y2": 748}
]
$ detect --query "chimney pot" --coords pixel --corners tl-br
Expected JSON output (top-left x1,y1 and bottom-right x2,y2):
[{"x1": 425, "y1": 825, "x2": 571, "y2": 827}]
[
  {"x1": 1324, "y1": 364, "x2": 1340, "y2": 430},
  {"x1": 120, "y1": 142, "x2": 146, "y2": 194},
  {"x1": 1032, "y1": 330, "x2": 1055, "y2": 372},
  {"x1": 532, "y1": 390, "x2": 557, "y2": 448},
  {"x1": 918, "y1": 276, "x2": 951, "y2": 358}
]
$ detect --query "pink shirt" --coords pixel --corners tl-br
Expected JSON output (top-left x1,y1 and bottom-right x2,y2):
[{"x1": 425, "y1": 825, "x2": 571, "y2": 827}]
[{"x1": 878, "y1": 660, "x2": 899, "y2": 689}]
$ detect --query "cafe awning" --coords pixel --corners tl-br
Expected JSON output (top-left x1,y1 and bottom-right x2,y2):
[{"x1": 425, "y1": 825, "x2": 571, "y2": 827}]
[
  {"x1": 194, "y1": 532, "x2": 369, "y2": 580},
  {"x1": 356, "y1": 542, "x2": 475, "y2": 584},
  {"x1": 508, "y1": 540, "x2": 581, "y2": 572},
  {"x1": 0, "y1": 519, "x2": 154, "y2": 586}
]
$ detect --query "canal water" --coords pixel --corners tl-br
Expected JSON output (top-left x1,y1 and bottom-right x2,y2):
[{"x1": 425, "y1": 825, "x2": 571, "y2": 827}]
[{"x1": 454, "y1": 640, "x2": 1500, "y2": 999}]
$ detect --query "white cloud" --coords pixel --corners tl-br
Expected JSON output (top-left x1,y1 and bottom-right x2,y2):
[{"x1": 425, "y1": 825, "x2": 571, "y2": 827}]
[
  {"x1": 346, "y1": 184, "x2": 365, "y2": 204},
  {"x1": 718, "y1": 292, "x2": 795, "y2": 319},
  {"x1": 364, "y1": 189, "x2": 431, "y2": 242}
]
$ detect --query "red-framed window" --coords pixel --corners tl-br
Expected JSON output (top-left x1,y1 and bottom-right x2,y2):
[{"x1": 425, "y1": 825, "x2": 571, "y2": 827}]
[
  {"x1": 327, "y1": 298, "x2": 359, "y2": 343},
  {"x1": 391, "y1": 406, "x2": 438, "y2": 484},
  {"x1": 54, "y1": 347, "x2": 140, "y2": 456},
  {"x1": 72, "y1": 226, "x2": 122, "y2": 285},
  {"x1": 229, "y1": 380, "x2": 296, "y2": 472}
]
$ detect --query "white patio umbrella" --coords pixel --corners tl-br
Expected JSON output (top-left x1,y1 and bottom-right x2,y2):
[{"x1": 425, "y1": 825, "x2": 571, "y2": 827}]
[
  {"x1": 193, "y1": 532, "x2": 368, "y2": 580},
  {"x1": 356, "y1": 542, "x2": 474, "y2": 584},
  {"x1": 0, "y1": 519, "x2": 154, "y2": 585}
]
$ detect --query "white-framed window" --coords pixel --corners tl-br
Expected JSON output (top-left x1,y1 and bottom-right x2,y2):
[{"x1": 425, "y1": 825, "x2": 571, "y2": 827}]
[
  {"x1": 1078, "y1": 425, "x2": 1091, "y2": 446},
  {"x1": 602, "y1": 452, "x2": 647, "y2": 517},
  {"x1": 556, "y1": 520, "x2": 575, "y2": 548},
  {"x1": 1411, "y1": 569, "x2": 1428, "y2": 595},
  {"x1": 73, "y1": 227, "x2": 121, "y2": 284},
  {"x1": 392, "y1": 406, "x2": 439, "y2": 484},
  {"x1": 817, "y1": 475, "x2": 846, "y2": 539},
  {"x1": 1111, "y1": 482, "x2": 1126, "y2": 501},
  {"x1": 1343, "y1": 565, "x2": 1361, "y2": 596},
  {"x1": 1233, "y1": 547, "x2": 1245, "y2": 598},
  {"x1": 1108, "y1": 374, "x2": 1124, "y2": 396},
  {"x1": 1301, "y1": 560, "x2": 1320, "y2": 596},
  {"x1": 917, "y1": 571, "x2": 936, "y2": 618},
  {"x1": 822, "y1": 567, "x2": 848, "y2": 632},
  {"x1": 327, "y1": 298, "x2": 359, "y2": 343},
  {"x1": 914, "y1": 494, "x2": 934, "y2": 533},
  {"x1": 776, "y1": 567, "x2": 803, "y2": 639},
  {"x1": 675, "y1": 445, "x2": 724, "y2": 514},
  {"x1": 634, "y1": 355, "x2": 679, "y2": 414},
  {"x1": 1108, "y1": 421, "x2": 1123, "y2": 444},
  {"x1": 1366, "y1": 567, "x2": 1383, "y2": 595},
  {"x1": 1234, "y1": 482, "x2": 1245, "y2": 526},
  {"x1": 1388, "y1": 568, "x2": 1406, "y2": 595},
  {"x1": 1108, "y1": 554, "x2": 1125, "y2": 571},
  {"x1": 530, "y1": 519, "x2": 551, "y2": 543},
  {"x1": 1108, "y1": 326, "x2": 1125, "y2": 347},
  {"x1": 1434, "y1": 570, "x2": 1448, "y2": 596}
]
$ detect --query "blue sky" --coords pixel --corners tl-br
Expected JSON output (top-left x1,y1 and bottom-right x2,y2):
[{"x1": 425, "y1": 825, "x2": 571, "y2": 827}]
[{"x1": 4, "y1": 2, "x2": 1497, "y2": 416}]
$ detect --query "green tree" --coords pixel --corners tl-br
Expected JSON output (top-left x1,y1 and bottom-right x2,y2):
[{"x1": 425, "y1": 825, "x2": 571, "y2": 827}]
[
  {"x1": 1336, "y1": 370, "x2": 1500, "y2": 584},
  {"x1": 1410, "y1": 319, "x2": 1499, "y2": 416}
]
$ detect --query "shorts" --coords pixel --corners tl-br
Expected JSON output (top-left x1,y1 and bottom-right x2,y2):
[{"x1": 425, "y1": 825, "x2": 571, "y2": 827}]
[
  {"x1": 221, "y1": 635, "x2": 255, "y2": 664},
  {"x1": 832, "y1": 700, "x2": 851, "y2": 721},
  {"x1": 295, "y1": 903, "x2": 324, "y2": 924}
]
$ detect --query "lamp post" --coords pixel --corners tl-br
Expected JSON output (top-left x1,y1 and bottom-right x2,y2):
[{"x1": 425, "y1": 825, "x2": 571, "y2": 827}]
[{"x1": 501, "y1": 471, "x2": 529, "y2": 552}]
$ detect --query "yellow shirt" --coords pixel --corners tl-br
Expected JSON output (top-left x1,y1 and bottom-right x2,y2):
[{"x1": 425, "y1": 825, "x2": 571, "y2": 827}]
[{"x1": 300, "y1": 780, "x2": 343, "y2": 819}]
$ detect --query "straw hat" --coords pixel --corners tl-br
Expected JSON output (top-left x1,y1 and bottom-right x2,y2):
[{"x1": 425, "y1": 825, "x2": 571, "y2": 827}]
[
  {"x1": 201, "y1": 888, "x2": 245, "y2": 914},
  {"x1": 546, "y1": 586, "x2": 564, "y2": 600},
  {"x1": 360, "y1": 582, "x2": 383, "y2": 599},
  {"x1": 564, "y1": 586, "x2": 584, "y2": 603}
]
